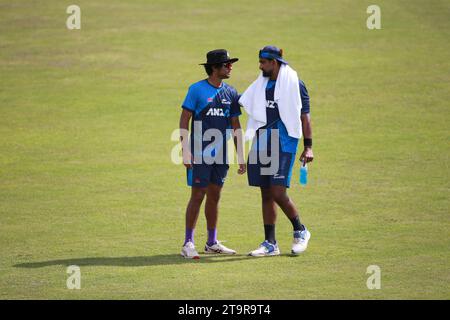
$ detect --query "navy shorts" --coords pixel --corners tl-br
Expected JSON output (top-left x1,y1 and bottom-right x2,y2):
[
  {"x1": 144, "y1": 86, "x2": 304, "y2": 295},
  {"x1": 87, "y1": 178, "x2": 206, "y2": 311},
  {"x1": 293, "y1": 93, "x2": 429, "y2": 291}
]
[
  {"x1": 187, "y1": 164, "x2": 229, "y2": 188},
  {"x1": 247, "y1": 150, "x2": 296, "y2": 188}
]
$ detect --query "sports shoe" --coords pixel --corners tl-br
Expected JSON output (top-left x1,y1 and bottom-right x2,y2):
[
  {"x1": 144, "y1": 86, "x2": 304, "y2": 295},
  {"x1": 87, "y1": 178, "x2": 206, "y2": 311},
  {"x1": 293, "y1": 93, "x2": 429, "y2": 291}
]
[
  {"x1": 291, "y1": 228, "x2": 311, "y2": 254},
  {"x1": 248, "y1": 240, "x2": 280, "y2": 257},
  {"x1": 181, "y1": 241, "x2": 200, "y2": 259},
  {"x1": 204, "y1": 241, "x2": 236, "y2": 254}
]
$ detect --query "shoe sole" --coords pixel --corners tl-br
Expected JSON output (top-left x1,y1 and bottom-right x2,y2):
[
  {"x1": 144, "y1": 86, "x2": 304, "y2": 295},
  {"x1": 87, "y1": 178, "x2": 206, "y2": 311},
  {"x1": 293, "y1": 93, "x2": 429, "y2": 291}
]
[
  {"x1": 204, "y1": 250, "x2": 236, "y2": 254},
  {"x1": 248, "y1": 251, "x2": 280, "y2": 257},
  {"x1": 181, "y1": 252, "x2": 200, "y2": 259}
]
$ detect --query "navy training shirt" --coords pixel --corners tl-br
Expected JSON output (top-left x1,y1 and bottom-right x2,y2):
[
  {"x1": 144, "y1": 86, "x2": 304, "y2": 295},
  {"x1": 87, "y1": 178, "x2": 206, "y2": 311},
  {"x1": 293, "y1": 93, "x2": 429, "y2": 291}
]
[
  {"x1": 182, "y1": 79, "x2": 241, "y2": 164},
  {"x1": 255, "y1": 79, "x2": 310, "y2": 154}
]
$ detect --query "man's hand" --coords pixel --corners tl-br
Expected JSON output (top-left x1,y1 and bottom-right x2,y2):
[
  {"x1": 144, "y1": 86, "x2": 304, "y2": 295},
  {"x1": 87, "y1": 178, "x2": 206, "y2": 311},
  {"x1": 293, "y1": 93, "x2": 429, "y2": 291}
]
[
  {"x1": 183, "y1": 149, "x2": 193, "y2": 169},
  {"x1": 300, "y1": 147, "x2": 314, "y2": 164},
  {"x1": 237, "y1": 163, "x2": 247, "y2": 175}
]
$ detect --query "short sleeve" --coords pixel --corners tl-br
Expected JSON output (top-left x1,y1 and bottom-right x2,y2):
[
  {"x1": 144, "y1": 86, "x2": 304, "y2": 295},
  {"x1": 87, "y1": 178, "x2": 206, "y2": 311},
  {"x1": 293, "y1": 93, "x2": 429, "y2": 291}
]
[
  {"x1": 181, "y1": 85, "x2": 197, "y2": 112},
  {"x1": 299, "y1": 80, "x2": 310, "y2": 114},
  {"x1": 230, "y1": 91, "x2": 241, "y2": 118}
]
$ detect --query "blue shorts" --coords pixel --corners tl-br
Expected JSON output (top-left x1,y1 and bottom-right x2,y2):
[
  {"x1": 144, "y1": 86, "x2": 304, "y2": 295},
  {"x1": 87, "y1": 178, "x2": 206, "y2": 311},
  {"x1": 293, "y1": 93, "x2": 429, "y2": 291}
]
[
  {"x1": 187, "y1": 164, "x2": 229, "y2": 188},
  {"x1": 247, "y1": 150, "x2": 296, "y2": 188}
]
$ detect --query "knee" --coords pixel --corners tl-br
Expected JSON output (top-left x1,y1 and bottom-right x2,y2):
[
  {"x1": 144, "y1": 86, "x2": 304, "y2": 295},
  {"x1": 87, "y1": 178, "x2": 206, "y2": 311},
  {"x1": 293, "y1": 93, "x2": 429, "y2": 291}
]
[
  {"x1": 206, "y1": 191, "x2": 221, "y2": 204},
  {"x1": 271, "y1": 190, "x2": 289, "y2": 205},
  {"x1": 190, "y1": 189, "x2": 206, "y2": 203}
]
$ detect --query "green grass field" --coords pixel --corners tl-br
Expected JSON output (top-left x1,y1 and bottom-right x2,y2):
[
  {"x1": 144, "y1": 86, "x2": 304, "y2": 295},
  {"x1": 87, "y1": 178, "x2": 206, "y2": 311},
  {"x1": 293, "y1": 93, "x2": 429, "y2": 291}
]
[{"x1": 1, "y1": 0, "x2": 449, "y2": 299}]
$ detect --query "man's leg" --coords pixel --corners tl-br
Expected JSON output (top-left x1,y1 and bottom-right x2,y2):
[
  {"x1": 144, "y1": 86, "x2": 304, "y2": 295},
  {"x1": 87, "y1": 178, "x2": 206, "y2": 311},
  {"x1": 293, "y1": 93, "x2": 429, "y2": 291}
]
[
  {"x1": 270, "y1": 184, "x2": 310, "y2": 254},
  {"x1": 248, "y1": 149, "x2": 280, "y2": 256},
  {"x1": 205, "y1": 183, "x2": 222, "y2": 245},
  {"x1": 181, "y1": 186, "x2": 207, "y2": 259},
  {"x1": 203, "y1": 181, "x2": 236, "y2": 254},
  {"x1": 261, "y1": 187, "x2": 277, "y2": 244},
  {"x1": 185, "y1": 186, "x2": 207, "y2": 244},
  {"x1": 270, "y1": 185, "x2": 304, "y2": 231},
  {"x1": 247, "y1": 186, "x2": 280, "y2": 256}
]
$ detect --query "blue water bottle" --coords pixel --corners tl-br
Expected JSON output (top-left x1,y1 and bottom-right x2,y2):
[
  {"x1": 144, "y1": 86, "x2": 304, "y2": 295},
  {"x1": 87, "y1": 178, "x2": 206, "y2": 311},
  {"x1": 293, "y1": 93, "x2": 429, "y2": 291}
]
[
  {"x1": 187, "y1": 168, "x2": 193, "y2": 186},
  {"x1": 299, "y1": 161, "x2": 308, "y2": 186}
]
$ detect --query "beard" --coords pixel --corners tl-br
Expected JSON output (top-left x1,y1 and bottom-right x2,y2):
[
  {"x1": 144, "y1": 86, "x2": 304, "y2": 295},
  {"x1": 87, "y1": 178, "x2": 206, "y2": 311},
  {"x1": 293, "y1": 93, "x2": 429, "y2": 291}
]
[
  {"x1": 219, "y1": 70, "x2": 231, "y2": 79},
  {"x1": 262, "y1": 70, "x2": 272, "y2": 77}
]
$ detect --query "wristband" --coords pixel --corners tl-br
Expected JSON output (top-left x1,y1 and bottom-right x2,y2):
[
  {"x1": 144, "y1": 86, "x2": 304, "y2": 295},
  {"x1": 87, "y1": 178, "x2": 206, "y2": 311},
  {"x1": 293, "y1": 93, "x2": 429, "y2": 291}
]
[{"x1": 304, "y1": 138, "x2": 312, "y2": 148}]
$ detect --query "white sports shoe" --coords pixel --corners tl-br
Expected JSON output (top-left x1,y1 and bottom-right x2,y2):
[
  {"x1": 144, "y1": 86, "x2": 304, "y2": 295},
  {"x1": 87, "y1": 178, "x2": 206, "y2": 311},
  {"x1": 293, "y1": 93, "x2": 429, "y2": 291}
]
[
  {"x1": 291, "y1": 228, "x2": 311, "y2": 255},
  {"x1": 181, "y1": 241, "x2": 200, "y2": 259},
  {"x1": 204, "y1": 241, "x2": 236, "y2": 254},
  {"x1": 248, "y1": 240, "x2": 280, "y2": 257}
]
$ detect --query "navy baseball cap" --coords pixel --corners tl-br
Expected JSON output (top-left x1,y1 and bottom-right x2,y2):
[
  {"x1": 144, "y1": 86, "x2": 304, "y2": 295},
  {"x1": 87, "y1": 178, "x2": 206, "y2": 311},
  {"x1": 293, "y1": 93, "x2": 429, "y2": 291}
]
[{"x1": 259, "y1": 45, "x2": 288, "y2": 64}]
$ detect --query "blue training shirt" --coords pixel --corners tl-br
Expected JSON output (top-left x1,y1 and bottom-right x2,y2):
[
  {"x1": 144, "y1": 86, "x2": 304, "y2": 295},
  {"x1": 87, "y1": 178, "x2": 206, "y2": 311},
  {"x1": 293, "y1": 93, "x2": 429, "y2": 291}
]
[
  {"x1": 255, "y1": 79, "x2": 310, "y2": 154},
  {"x1": 182, "y1": 79, "x2": 241, "y2": 164}
]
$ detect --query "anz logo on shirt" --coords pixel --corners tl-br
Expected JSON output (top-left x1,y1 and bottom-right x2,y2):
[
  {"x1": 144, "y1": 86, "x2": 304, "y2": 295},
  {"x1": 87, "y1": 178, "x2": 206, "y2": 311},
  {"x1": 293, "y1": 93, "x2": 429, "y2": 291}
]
[
  {"x1": 206, "y1": 107, "x2": 230, "y2": 117},
  {"x1": 266, "y1": 100, "x2": 278, "y2": 109}
]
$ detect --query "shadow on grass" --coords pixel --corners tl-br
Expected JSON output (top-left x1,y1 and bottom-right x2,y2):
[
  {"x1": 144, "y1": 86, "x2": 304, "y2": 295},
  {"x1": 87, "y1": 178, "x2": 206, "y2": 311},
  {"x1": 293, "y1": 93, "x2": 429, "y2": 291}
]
[{"x1": 13, "y1": 254, "x2": 262, "y2": 268}]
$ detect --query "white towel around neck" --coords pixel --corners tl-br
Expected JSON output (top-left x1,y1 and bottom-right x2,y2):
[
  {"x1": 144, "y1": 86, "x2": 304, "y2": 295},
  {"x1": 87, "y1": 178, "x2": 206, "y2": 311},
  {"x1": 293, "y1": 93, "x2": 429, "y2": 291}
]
[{"x1": 239, "y1": 64, "x2": 302, "y2": 141}]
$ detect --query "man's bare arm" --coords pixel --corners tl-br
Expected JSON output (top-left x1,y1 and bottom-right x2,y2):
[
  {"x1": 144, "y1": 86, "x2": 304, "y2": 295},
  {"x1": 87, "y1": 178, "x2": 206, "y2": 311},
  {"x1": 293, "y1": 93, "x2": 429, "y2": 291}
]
[
  {"x1": 230, "y1": 116, "x2": 246, "y2": 174},
  {"x1": 300, "y1": 113, "x2": 314, "y2": 163},
  {"x1": 179, "y1": 109, "x2": 193, "y2": 168}
]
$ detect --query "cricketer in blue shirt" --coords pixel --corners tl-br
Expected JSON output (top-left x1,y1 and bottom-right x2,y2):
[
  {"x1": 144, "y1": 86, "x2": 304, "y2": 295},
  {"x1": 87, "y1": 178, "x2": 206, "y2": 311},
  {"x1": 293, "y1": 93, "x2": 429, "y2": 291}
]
[
  {"x1": 178, "y1": 49, "x2": 246, "y2": 259},
  {"x1": 247, "y1": 78, "x2": 310, "y2": 188},
  {"x1": 245, "y1": 45, "x2": 314, "y2": 257}
]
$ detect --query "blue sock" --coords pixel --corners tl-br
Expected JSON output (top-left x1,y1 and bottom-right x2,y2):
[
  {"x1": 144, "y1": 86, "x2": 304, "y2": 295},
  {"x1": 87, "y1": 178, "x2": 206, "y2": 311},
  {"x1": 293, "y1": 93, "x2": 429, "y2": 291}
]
[
  {"x1": 207, "y1": 228, "x2": 217, "y2": 246},
  {"x1": 184, "y1": 228, "x2": 194, "y2": 245}
]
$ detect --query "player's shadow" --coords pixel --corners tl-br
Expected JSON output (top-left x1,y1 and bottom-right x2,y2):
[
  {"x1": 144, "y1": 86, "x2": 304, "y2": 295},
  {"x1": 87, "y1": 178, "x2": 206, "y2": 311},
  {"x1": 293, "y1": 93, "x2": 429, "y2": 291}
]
[{"x1": 13, "y1": 254, "x2": 254, "y2": 268}]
